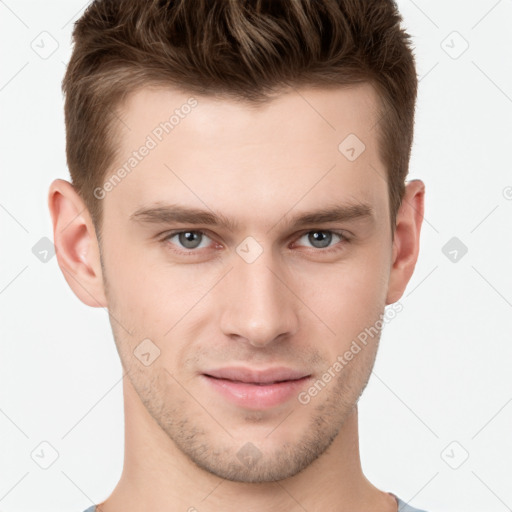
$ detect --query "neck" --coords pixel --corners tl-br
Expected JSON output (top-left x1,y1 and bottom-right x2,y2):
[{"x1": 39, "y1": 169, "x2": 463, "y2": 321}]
[{"x1": 98, "y1": 378, "x2": 396, "y2": 512}]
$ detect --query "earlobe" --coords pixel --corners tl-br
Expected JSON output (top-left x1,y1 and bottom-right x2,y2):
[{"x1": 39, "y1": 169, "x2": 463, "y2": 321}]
[
  {"x1": 385, "y1": 179, "x2": 425, "y2": 305},
  {"x1": 47, "y1": 179, "x2": 107, "y2": 308}
]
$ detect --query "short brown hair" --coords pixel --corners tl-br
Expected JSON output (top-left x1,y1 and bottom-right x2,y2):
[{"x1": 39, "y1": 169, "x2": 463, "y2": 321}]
[{"x1": 63, "y1": 0, "x2": 417, "y2": 234}]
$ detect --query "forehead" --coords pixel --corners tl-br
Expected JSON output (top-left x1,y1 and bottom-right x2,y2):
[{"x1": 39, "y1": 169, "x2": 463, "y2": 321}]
[
  {"x1": 116, "y1": 82, "x2": 381, "y2": 148},
  {"x1": 104, "y1": 83, "x2": 388, "y2": 227}
]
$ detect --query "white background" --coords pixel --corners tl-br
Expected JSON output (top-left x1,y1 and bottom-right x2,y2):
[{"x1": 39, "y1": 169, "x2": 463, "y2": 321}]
[{"x1": 0, "y1": 1, "x2": 511, "y2": 511}]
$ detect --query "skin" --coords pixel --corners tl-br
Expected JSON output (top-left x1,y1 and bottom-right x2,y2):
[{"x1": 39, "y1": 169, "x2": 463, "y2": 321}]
[{"x1": 48, "y1": 82, "x2": 424, "y2": 512}]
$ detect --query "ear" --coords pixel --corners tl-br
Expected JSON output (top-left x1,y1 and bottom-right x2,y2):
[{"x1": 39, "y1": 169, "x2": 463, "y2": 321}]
[
  {"x1": 48, "y1": 179, "x2": 107, "y2": 308},
  {"x1": 385, "y1": 179, "x2": 425, "y2": 305}
]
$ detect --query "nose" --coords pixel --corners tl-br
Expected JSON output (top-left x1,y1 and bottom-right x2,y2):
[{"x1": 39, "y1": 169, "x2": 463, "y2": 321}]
[{"x1": 219, "y1": 248, "x2": 299, "y2": 348}]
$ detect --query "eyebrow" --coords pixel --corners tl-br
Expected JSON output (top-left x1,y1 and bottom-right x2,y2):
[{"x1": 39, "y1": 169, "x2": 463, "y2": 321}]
[{"x1": 129, "y1": 201, "x2": 374, "y2": 232}]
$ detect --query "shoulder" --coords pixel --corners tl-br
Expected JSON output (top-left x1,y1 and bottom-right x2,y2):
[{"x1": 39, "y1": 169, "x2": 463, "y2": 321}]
[{"x1": 390, "y1": 492, "x2": 429, "y2": 512}]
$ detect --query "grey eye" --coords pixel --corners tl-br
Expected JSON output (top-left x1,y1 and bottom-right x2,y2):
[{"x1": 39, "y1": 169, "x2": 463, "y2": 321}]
[
  {"x1": 307, "y1": 231, "x2": 332, "y2": 248},
  {"x1": 177, "y1": 231, "x2": 204, "y2": 249},
  {"x1": 298, "y1": 230, "x2": 342, "y2": 249}
]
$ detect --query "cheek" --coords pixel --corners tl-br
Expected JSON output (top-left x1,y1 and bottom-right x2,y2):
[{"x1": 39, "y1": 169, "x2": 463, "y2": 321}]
[
  {"x1": 102, "y1": 240, "x2": 212, "y2": 346},
  {"x1": 296, "y1": 249, "x2": 389, "y2": 334},
  {"x1": 100, "y1": 237, "x2": 164, "y2": 331}
]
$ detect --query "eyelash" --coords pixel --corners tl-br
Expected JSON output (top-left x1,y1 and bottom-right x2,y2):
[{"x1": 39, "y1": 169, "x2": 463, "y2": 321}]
[{"x1": 159, "y1": 229, "x2": 350, "y2": 257}]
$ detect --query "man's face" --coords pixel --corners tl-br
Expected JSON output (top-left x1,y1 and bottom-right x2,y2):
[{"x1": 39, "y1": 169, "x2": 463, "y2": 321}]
[{"x1": 99, "y1": 83, "x2": 393, "y2": 482}]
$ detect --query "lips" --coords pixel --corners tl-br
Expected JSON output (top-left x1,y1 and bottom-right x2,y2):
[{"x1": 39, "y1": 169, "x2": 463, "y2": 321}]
[
  {"x1": 202, "y1": 366, "x2": 310, "y2": 384},
  {"x1": 201, "y1": 367, "x2": 312, "y2": 409}
]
